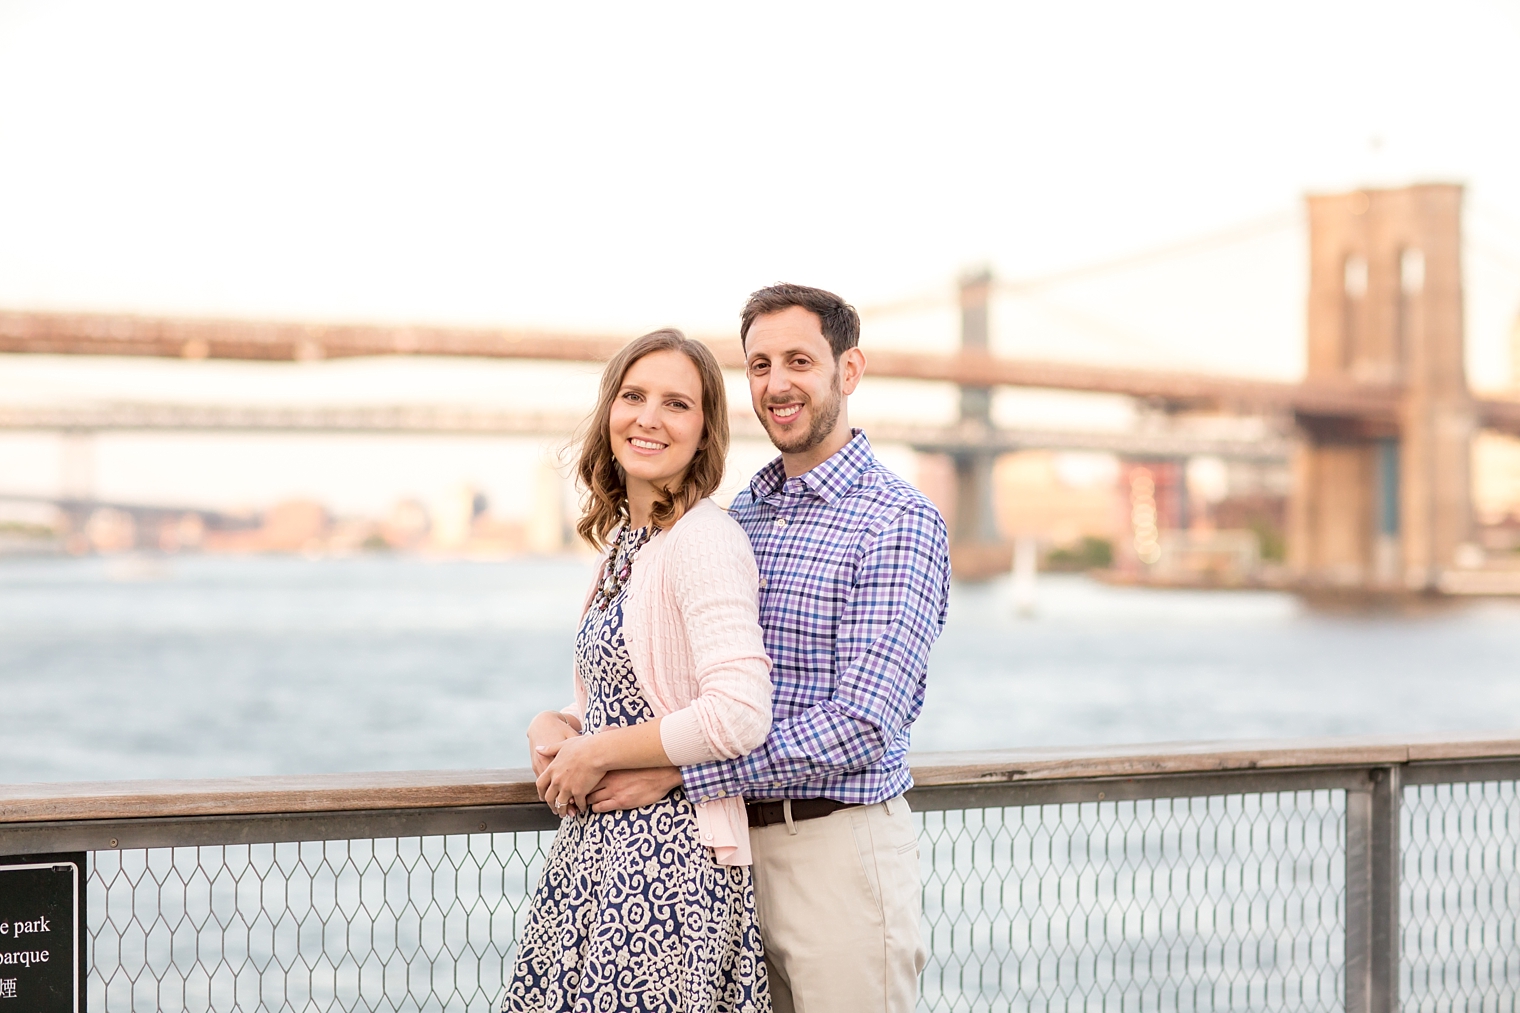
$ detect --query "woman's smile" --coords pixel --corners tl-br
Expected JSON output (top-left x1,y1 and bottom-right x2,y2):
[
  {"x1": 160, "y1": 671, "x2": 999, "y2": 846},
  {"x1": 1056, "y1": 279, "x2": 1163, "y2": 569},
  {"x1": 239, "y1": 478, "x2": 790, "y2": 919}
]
[{"x1": 608, "y1": 349, "x2": 707, "y2": 511}]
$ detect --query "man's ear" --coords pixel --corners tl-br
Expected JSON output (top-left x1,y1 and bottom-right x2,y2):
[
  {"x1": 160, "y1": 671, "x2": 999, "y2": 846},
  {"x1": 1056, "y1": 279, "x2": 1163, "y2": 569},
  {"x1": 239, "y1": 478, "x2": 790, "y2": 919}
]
[{"x1": 839, "y1": 347, "x2": 867, "y2": 396}]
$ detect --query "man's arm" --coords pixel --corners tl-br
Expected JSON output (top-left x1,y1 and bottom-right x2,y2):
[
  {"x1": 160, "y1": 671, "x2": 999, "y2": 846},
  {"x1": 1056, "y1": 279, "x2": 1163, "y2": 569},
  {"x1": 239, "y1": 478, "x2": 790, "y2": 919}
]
[
  {"x1": 681, "y1": 503, "x2": 950, "y2": 802},
  {"x1": 587, "y1": 767, "x2": 683, "y2": 812}
]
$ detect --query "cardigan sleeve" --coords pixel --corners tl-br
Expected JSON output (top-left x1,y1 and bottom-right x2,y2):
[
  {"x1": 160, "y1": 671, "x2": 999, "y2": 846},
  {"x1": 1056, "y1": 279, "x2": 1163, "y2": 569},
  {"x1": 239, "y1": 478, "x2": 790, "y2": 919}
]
[
  {"x1": 656, "y1": 505, "x2": 773, "y2": 764},
  {"x1": 659, "y1": 708, "x2": 719, "y2": 765}
]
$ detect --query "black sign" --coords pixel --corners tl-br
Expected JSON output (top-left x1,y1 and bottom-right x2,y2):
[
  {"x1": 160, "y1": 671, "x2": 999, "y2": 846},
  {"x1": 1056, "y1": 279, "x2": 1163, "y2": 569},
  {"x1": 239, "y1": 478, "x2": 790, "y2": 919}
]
[{"x1": 0, "y1": 853, "x2": 86, "y2": 1012}]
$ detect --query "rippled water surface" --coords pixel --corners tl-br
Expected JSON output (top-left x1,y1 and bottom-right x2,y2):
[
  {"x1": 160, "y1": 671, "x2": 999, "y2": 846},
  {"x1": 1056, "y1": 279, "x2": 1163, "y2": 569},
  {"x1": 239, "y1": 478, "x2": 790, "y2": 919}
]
[{"x1": 2, "y1": 555, "x2": 1517, "y2": 782}]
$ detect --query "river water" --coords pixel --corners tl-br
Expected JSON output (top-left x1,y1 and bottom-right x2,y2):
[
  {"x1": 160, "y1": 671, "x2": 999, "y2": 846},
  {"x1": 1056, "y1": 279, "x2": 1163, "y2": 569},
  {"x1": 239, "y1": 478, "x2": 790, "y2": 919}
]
[{"x1": 1, "y1": 554, "x2": 1517, "y2": 784}]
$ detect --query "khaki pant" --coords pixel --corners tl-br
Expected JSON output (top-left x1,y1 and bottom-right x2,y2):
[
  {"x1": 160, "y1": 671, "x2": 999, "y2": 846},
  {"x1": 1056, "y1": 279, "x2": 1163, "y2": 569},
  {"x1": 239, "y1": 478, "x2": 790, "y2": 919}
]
[{"x1": 749, "y1": 796, "x2": 926, "y2": 1013}]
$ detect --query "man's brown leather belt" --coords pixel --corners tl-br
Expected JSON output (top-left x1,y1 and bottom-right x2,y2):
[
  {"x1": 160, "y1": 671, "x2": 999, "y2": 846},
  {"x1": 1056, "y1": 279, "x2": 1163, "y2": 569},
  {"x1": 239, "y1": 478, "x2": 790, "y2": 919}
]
[{"x1": 745, "y1": 798, "x2": 860, "y2": 828}]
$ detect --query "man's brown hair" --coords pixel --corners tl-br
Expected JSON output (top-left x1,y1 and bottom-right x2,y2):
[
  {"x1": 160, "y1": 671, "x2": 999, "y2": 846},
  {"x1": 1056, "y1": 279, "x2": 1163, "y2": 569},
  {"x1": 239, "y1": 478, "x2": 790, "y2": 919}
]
[
  {"x1": 573, "y1": 329, "x2": 730, "y2": 550},
  {"x1": 739, "y1": 283, "x2": 860, "y2": 358}
]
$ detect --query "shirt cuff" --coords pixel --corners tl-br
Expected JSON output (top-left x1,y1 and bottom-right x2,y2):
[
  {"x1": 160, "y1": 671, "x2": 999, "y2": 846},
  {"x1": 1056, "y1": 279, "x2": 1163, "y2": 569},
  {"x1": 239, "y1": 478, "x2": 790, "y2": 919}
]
[
  {"x1": 659, "y1": 707, "x2": 721, "y2": 766},
  {"x1": 682, "y1": 751, "x2": 760, "y2": 803}
]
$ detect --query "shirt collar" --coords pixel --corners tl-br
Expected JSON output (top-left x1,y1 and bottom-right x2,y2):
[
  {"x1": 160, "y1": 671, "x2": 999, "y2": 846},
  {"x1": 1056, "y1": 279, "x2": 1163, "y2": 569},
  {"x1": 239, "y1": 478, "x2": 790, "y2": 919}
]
[{"x1": 748, "y1": 429, "x2": 874, "y2": 506}]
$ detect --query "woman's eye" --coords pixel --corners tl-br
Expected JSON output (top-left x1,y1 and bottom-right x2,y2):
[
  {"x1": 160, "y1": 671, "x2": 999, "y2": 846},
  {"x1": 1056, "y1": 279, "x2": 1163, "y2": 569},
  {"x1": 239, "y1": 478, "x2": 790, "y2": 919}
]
[
  {"x1": 621, "y1": 391, "x2": 642, "y2": 402},
  {"x1": 667, "y1": 401, "x2": 689, "y2": 411}
]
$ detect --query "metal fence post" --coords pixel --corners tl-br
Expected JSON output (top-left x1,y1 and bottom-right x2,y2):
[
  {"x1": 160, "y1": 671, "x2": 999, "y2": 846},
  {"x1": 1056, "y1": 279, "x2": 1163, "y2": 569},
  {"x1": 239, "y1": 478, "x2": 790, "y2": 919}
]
[
  {"x1": 1368, "y1": 765, "x2": 1403, "y2": 1013},
  {"x1": 1345, "y1": 765, "x2": 1401, "y2": 1013}
]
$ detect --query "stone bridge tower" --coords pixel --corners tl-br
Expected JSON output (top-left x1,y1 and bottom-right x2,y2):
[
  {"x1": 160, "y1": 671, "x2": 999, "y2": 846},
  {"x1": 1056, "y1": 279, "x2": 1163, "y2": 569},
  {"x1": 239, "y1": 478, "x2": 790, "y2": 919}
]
[{"x1": 1289, "y1": 184, "x2": 1474, "y2": 589}]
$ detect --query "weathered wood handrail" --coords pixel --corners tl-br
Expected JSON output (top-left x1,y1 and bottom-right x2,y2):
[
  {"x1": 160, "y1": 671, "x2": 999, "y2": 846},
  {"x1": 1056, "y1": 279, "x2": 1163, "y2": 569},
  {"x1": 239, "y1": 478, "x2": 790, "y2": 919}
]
[
  {"x1": 3, "y1": 731, "x2": 1518, "y2": 826},
  {"x1": 4, "y1": 732, "x2": 1518, "y2": 1013}
]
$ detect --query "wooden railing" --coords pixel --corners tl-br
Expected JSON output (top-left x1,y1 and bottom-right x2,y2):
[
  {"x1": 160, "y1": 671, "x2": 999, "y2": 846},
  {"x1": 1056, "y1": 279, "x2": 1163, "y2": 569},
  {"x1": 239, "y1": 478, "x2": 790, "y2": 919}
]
[
  {"x1": 4, "y1": 732, "x2": 1518, "y2": 1013},
  {"x1": 2, "y1": 731, "x2": 1516, "y2": 833}
]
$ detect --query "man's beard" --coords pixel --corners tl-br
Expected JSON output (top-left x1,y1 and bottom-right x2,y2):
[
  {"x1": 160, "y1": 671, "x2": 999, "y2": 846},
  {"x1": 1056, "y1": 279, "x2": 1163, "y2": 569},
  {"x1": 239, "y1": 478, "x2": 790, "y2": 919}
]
[{"x1": 760, "y1": 369, "x2": 843, "y2": 455}]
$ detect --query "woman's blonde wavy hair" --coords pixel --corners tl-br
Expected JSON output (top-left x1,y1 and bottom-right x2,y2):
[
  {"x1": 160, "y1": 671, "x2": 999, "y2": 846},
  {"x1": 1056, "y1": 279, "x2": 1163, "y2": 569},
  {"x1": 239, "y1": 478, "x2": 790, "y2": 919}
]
[{"x1": 574, "y1": 329, "x2": 729, "y2": 550}]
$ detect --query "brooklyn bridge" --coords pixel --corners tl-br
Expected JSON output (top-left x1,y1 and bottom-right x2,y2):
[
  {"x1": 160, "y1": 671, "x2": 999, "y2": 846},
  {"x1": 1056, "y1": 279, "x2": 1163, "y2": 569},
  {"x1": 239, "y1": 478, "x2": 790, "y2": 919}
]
[{"x1": 3, "y1": 184, "x2": 1518, "y2": 592}]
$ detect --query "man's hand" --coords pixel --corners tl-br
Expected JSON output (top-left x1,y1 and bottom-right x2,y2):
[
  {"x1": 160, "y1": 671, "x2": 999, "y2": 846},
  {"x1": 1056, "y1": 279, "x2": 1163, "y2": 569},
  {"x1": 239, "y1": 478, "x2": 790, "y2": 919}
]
[
  {"x1": 587, "y1": 767, "x2": 683, "y2": 812},
  {"x1": 526, "y1": 710, "x2": 582, "y2": 782}
]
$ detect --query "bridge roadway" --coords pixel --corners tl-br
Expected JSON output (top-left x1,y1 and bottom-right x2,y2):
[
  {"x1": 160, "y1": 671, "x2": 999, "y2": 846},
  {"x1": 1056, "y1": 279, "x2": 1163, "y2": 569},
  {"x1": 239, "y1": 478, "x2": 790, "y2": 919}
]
[
  {"x1": 11, "y1": 308, "x2": 1518, "y2": 432},
  {"x1": 0, "y1": 402, "x2": 1294, "y2": 462}
]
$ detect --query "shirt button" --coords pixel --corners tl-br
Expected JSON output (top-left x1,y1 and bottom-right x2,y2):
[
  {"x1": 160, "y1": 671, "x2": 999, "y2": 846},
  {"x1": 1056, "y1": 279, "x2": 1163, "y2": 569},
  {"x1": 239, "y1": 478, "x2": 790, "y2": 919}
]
[
  {"x1": 715, "y1": 790, "x2": 726, "y2": 798},
  {"x1": 759, "y1": 578, "x2": 768, "y2": 589},
  {"x1": 704, "y1": 832, "x2": 714, "y2": 841},
  {"x1": 774, "y1": 517, "x2": 787, "y2": 528}
]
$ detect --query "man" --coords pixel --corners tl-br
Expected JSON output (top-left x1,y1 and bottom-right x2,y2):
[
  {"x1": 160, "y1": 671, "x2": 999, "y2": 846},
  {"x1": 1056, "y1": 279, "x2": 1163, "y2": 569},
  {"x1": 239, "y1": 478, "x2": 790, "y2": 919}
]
[{"x1": 588, "y1": 283, "x2": 951, "y2": 1012}]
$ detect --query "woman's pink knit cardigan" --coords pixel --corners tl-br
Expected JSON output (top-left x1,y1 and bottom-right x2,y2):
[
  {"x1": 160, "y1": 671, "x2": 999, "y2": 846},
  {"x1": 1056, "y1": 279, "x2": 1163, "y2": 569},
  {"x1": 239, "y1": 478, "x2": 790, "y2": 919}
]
[{"x1": 568, "y1": 498, "x2": 773, "y2": 865}]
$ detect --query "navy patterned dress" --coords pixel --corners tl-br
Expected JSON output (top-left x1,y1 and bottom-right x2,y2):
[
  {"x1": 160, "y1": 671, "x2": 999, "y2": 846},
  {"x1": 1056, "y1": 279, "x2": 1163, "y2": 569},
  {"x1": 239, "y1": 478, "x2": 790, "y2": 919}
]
[{"x1": 505, "y1": 533, "x2": 769, "y2": 1013}]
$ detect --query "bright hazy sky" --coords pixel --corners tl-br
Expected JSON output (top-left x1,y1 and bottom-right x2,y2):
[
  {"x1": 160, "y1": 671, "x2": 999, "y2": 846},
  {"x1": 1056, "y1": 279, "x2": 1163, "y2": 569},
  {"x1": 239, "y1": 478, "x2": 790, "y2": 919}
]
[{"x1": 1, "y1": 2, "x2": 1519, "y2": 514}]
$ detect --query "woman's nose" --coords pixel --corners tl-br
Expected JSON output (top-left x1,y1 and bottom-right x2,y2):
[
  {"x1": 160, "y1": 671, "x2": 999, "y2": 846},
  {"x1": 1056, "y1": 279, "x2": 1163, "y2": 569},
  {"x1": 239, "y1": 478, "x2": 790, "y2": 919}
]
[{"x1": 636, "y1": 401, "x2": 662, "y2": 427}]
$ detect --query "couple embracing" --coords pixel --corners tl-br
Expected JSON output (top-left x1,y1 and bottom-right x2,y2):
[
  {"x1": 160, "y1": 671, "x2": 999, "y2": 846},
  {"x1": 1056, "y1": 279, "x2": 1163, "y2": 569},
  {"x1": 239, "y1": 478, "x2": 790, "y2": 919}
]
[{"x1": 505, "y1": 284, "x2": 952, "y2": 1013}]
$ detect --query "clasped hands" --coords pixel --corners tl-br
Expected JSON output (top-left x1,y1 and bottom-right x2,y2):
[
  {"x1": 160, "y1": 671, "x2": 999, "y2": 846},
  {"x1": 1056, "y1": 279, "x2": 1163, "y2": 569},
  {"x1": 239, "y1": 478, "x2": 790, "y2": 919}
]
[{"x1": 527, "y1": 710, "x2": 681, "y2": 817}]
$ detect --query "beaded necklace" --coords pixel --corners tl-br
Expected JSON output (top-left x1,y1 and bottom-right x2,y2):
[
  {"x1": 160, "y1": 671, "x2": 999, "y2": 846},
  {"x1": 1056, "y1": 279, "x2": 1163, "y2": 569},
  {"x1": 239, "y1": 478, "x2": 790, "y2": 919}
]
[{"x1": 591, "y1": 523, "x2": 652, "y2": 611}]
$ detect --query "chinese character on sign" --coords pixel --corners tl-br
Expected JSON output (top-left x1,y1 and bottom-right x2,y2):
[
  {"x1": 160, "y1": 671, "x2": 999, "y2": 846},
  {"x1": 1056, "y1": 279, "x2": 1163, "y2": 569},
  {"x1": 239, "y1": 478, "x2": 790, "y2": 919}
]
[{"x1": 0, "y1": 978, "x2": 16, "y2": 999}]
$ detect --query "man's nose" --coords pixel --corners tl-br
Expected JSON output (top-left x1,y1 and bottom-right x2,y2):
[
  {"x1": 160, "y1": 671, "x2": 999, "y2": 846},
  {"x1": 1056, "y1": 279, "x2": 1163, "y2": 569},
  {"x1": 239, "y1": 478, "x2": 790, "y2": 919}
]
[{"x1": 763, "y1": 371, "x2": 793, "y2": 399}]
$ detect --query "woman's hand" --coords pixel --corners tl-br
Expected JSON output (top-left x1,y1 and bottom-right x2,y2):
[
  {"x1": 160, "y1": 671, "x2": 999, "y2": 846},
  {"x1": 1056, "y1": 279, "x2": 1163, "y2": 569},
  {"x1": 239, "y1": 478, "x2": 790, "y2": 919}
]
[
  {"x1": 527, "y1": 710, "x2": 582, "y2": 780},
  {"x1": 534, "y1": 734, "x2": 610, "y2": 815}
]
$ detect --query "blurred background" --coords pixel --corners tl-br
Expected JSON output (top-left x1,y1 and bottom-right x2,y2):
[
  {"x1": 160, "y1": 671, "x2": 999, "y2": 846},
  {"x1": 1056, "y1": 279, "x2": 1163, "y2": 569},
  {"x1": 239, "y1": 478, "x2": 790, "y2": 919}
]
[{"x1": 2, "y1": 1, "x2": 1519, "y2": 783}]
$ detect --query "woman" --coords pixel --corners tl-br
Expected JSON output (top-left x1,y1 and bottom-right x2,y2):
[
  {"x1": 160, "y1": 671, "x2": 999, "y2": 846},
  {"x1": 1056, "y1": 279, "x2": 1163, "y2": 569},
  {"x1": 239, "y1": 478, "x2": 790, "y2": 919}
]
[{"x1": 505, "y1": 329, "x2": 773, "y2": 1013}]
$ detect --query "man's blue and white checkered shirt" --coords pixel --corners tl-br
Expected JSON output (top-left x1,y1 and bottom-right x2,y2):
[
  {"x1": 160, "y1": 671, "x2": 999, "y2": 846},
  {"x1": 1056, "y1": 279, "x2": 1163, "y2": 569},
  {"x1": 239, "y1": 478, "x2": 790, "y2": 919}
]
[{"x1": 681, "y1": 430, "x2": 952, "y2": 806}]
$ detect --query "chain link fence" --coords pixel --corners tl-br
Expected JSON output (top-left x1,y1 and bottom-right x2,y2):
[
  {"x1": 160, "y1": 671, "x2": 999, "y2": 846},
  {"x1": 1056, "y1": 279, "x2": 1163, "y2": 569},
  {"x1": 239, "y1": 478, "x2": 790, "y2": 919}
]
[
  {"x1": 918, "y1": 791, "x2": 1345, "y2": 1012},
  {"x1": 89, "y1": 833, "x2": 554, "y2": 1012},
  {"x1": 32, "y1": 768, "x2": 1520, "y2": 1010},
  {"x1": 1403, "y1": 780, "x2": 1520, "y2": 1013}
]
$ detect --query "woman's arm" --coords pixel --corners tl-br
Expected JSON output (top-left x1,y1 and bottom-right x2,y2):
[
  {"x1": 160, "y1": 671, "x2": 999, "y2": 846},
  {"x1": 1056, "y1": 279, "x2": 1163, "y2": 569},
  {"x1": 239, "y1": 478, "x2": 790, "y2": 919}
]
[
  {"x1": 538, "y1": 506, "x2": 772, "y2": 811},
  {"x1": 526, "y1": 710, "x2": 582, "y2": 778},
  {"x1": 658, "y1": 510, "x2": 772, "y2": 763},
  {"x1": 535, "y1": 719, "x2": 671, "y2": 812}
]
